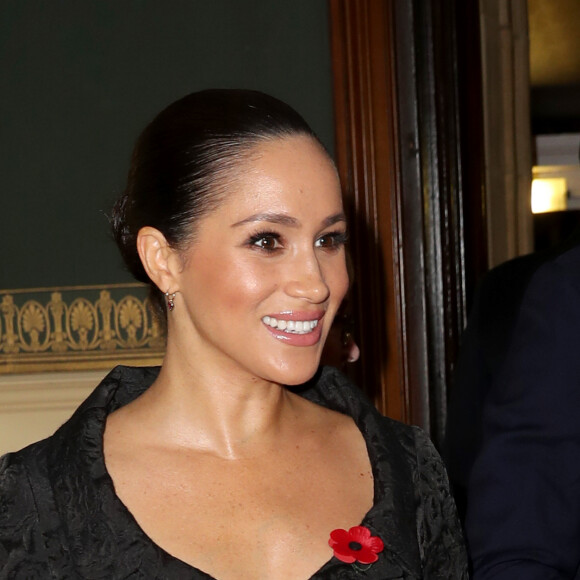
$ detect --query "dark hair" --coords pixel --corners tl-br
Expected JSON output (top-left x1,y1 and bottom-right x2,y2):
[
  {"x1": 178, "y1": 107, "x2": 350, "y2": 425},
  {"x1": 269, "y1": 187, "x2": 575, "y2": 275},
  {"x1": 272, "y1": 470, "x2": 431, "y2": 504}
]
[{"x1": 111, "y1": 89, "x2": 325, "y2": 316}]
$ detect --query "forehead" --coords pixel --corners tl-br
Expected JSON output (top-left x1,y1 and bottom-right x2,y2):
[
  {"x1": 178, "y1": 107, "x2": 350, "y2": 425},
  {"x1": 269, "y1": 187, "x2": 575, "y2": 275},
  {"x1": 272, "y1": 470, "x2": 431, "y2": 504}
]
[{"x1": 220, "y1": 135, "x2": 343, "y2": 217}]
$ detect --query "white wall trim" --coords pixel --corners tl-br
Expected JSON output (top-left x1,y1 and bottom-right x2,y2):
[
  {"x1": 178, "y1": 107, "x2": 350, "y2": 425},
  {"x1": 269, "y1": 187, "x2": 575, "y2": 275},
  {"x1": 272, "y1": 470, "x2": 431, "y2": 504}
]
[
  {"x1": 0, "y1": 370, "x2": 107, "y2": 412},
  {"x1": 0, "y1": 370, "x2": 108, "y2": 455}
]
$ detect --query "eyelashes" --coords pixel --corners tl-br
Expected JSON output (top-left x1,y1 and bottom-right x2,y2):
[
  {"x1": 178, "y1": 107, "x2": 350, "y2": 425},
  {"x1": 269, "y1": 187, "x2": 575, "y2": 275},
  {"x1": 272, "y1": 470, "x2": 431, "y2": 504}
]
[
  {"x1": 246, "y1": 230, "x2": 348, "y2": 254},
  {"x1": 315, "y1": 231, "x2": 349, "y2": 249},
  {"x1": 247, "y1": 231, "x2": 283, "y2": 252}
]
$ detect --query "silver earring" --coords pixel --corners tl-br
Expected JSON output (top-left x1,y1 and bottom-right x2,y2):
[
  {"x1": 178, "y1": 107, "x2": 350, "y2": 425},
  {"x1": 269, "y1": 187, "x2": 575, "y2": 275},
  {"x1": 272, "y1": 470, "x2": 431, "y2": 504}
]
[{"x1": 165, "y1": 290, "x2": 176, "y2": 311}]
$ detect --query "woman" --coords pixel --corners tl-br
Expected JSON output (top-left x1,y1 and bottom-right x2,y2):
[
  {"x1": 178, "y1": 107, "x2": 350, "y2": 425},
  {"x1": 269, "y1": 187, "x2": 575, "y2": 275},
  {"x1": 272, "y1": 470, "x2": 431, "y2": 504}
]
[{"x1": 0, "y1": 90, "x2": 467, "y2": 579}]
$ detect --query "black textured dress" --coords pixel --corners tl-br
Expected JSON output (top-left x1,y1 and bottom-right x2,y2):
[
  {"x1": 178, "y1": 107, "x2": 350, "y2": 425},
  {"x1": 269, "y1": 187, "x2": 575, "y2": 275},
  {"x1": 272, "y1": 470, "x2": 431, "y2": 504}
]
[{"x1": 0, "y1": 366, "x2": 468, "y2": 579}]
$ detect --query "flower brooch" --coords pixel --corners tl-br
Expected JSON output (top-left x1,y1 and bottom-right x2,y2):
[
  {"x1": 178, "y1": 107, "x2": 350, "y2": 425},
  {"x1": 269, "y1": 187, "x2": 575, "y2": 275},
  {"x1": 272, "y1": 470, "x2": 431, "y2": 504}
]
[{"x1": 329, "y1": 525, "x2": 384, "y2": 569}]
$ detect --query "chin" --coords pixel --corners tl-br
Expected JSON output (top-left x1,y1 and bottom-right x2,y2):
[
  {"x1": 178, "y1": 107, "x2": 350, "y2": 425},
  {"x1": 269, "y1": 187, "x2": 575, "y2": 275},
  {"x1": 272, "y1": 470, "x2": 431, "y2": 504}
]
[{"x1": 266, "y1": 357, "x2": 321, "y2": 387}]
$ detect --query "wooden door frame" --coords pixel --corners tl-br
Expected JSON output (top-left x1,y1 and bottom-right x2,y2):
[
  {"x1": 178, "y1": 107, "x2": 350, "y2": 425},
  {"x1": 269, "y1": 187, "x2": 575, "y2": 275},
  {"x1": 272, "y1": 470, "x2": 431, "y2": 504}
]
[{"x1": 329, "y1": 0, "x2": 487, "y2": 445}]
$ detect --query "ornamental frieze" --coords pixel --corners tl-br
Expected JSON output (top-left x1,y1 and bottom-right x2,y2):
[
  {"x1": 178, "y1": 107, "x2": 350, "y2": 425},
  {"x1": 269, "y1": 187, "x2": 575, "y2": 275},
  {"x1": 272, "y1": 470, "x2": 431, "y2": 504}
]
[{"x1": 0, "y1": 284, "x2": 165, "y2": 374}]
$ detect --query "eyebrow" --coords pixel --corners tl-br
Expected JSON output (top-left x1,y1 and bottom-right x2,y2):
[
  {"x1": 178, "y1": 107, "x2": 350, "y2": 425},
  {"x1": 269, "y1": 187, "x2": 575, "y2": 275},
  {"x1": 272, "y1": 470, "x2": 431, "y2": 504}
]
[{"x1": 231, "y1": 212, "x2": 346, "y2": 229}]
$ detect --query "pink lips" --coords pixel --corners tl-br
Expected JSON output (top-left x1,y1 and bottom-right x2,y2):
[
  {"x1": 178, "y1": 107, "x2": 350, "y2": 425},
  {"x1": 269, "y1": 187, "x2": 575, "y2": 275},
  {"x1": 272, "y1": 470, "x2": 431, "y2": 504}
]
[{"x1": 262, "y1": 311, "x2": 325, "y2": 347}]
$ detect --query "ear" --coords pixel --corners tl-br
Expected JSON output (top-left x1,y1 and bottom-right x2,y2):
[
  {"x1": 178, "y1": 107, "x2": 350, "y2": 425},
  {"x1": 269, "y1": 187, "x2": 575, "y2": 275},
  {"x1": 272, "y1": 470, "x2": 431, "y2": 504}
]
[{"x1": 136, "y1": 226, "x2": 181, "y2": 293}]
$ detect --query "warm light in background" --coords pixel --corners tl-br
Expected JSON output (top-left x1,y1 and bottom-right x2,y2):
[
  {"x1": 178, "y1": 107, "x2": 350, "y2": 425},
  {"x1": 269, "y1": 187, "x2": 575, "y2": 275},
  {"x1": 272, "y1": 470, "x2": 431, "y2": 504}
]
[{"x1": 531, "y1": 178, "x2": 568, "y2": 213}]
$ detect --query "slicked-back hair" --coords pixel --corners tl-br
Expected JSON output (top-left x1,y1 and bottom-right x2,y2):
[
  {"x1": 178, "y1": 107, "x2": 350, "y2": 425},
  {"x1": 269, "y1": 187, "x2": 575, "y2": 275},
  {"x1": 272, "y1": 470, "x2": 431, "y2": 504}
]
[{"x1": 110, "y1": 89, "x2": 326, "y2": 317}]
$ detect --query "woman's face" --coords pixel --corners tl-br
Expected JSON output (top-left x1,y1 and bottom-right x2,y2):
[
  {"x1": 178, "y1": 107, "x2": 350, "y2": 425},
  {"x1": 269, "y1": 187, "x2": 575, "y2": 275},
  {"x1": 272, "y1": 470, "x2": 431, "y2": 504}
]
[{"x1": 171, "y1": 135, "x2": 349, "y2": 385}]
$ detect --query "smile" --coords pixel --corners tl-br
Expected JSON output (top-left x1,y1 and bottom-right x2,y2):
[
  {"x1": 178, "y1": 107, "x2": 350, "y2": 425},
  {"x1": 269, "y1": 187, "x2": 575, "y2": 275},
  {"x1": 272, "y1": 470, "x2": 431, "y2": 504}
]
[{"x1": 261, "y1": 316, "x2": 319, "y2": 334}]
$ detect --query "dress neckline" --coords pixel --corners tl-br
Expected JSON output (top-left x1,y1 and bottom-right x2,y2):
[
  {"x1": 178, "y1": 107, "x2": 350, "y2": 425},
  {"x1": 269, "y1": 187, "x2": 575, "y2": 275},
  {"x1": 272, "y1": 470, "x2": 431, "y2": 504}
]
[{"x1": 94, "y1": 370, "x2": 382, "y2": 579}]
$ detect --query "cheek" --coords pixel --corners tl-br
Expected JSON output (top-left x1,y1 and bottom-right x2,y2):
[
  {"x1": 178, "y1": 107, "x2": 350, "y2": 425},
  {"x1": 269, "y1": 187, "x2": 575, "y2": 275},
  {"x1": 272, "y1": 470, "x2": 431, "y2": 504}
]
[{"x1": 213, "y1": 258, "x2": 278, "y2": 310}]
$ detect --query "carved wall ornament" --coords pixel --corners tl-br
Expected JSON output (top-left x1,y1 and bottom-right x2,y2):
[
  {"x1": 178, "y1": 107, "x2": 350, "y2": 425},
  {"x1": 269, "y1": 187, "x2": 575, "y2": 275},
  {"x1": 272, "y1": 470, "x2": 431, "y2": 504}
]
[{"x1": 0, "y1": 284, "x2": 165, "y2": 374}]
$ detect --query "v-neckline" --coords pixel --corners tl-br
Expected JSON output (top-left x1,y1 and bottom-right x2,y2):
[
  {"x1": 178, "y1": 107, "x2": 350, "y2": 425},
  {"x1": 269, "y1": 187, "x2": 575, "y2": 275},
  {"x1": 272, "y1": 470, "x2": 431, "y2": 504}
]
[
  {"x1": 58, "y1": 365, "x2": 421, "y2": 579},
  {"x1": 96, "y1": 382, "x2": 382, "y2": 579}
]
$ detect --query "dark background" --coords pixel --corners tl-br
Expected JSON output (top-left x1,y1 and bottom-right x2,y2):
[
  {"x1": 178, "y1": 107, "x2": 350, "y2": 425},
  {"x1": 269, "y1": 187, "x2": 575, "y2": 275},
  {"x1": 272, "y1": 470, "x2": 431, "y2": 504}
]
[{"x1": 0, "y1": 0, "x2": 333, "y2": 289}]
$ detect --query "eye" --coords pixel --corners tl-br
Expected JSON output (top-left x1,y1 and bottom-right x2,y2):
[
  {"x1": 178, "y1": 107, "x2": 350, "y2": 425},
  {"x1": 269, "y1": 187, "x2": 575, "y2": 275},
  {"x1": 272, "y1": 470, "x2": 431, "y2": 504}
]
[
  {"x1": 315, "y1": 231, "x2": 348, "y2": 251},
  {"x1": 247, "y1": 231, "x2": 283, "y2": 252}
]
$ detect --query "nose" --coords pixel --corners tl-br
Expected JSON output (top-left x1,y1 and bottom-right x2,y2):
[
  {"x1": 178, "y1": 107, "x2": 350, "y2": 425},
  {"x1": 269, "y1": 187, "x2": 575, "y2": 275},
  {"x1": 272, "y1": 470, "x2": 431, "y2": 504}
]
[{"x1": 283, "y1": 253, "x2": 330, "y2": 304}]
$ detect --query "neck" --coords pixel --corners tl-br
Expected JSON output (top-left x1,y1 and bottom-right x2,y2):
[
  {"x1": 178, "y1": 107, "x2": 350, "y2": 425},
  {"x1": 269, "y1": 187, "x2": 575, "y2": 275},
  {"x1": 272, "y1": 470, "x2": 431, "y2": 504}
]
[{"x1": 132, "y1": 343, "x2": 298, "y2": 460}]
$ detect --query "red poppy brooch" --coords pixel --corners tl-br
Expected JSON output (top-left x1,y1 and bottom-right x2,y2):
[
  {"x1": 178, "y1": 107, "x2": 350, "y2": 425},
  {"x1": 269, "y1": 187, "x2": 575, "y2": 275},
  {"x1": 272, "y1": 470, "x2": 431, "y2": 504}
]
[{"x1": 329, "y1": 525, "x2": 384, "y2": 568}]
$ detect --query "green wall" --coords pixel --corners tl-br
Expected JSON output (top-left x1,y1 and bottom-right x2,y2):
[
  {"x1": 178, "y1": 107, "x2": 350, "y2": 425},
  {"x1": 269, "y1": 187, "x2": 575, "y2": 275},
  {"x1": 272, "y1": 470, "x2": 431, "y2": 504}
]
[{"x1": 0, "y1": 0, "x2": 334, "y2": 289}]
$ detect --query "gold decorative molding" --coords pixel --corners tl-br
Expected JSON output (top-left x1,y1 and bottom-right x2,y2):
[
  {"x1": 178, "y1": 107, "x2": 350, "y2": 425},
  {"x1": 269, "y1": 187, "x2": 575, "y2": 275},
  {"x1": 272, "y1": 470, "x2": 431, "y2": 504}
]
[{"x1": 0, "y1": 284, "x2": 165, "y2": 374}]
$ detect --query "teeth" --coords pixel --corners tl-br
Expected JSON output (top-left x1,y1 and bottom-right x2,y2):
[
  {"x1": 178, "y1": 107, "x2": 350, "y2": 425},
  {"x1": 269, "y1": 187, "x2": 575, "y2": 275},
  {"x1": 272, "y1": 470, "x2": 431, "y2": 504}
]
[{"x1": 262, "y1": 316, "x2": 319, "y2": 334}]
